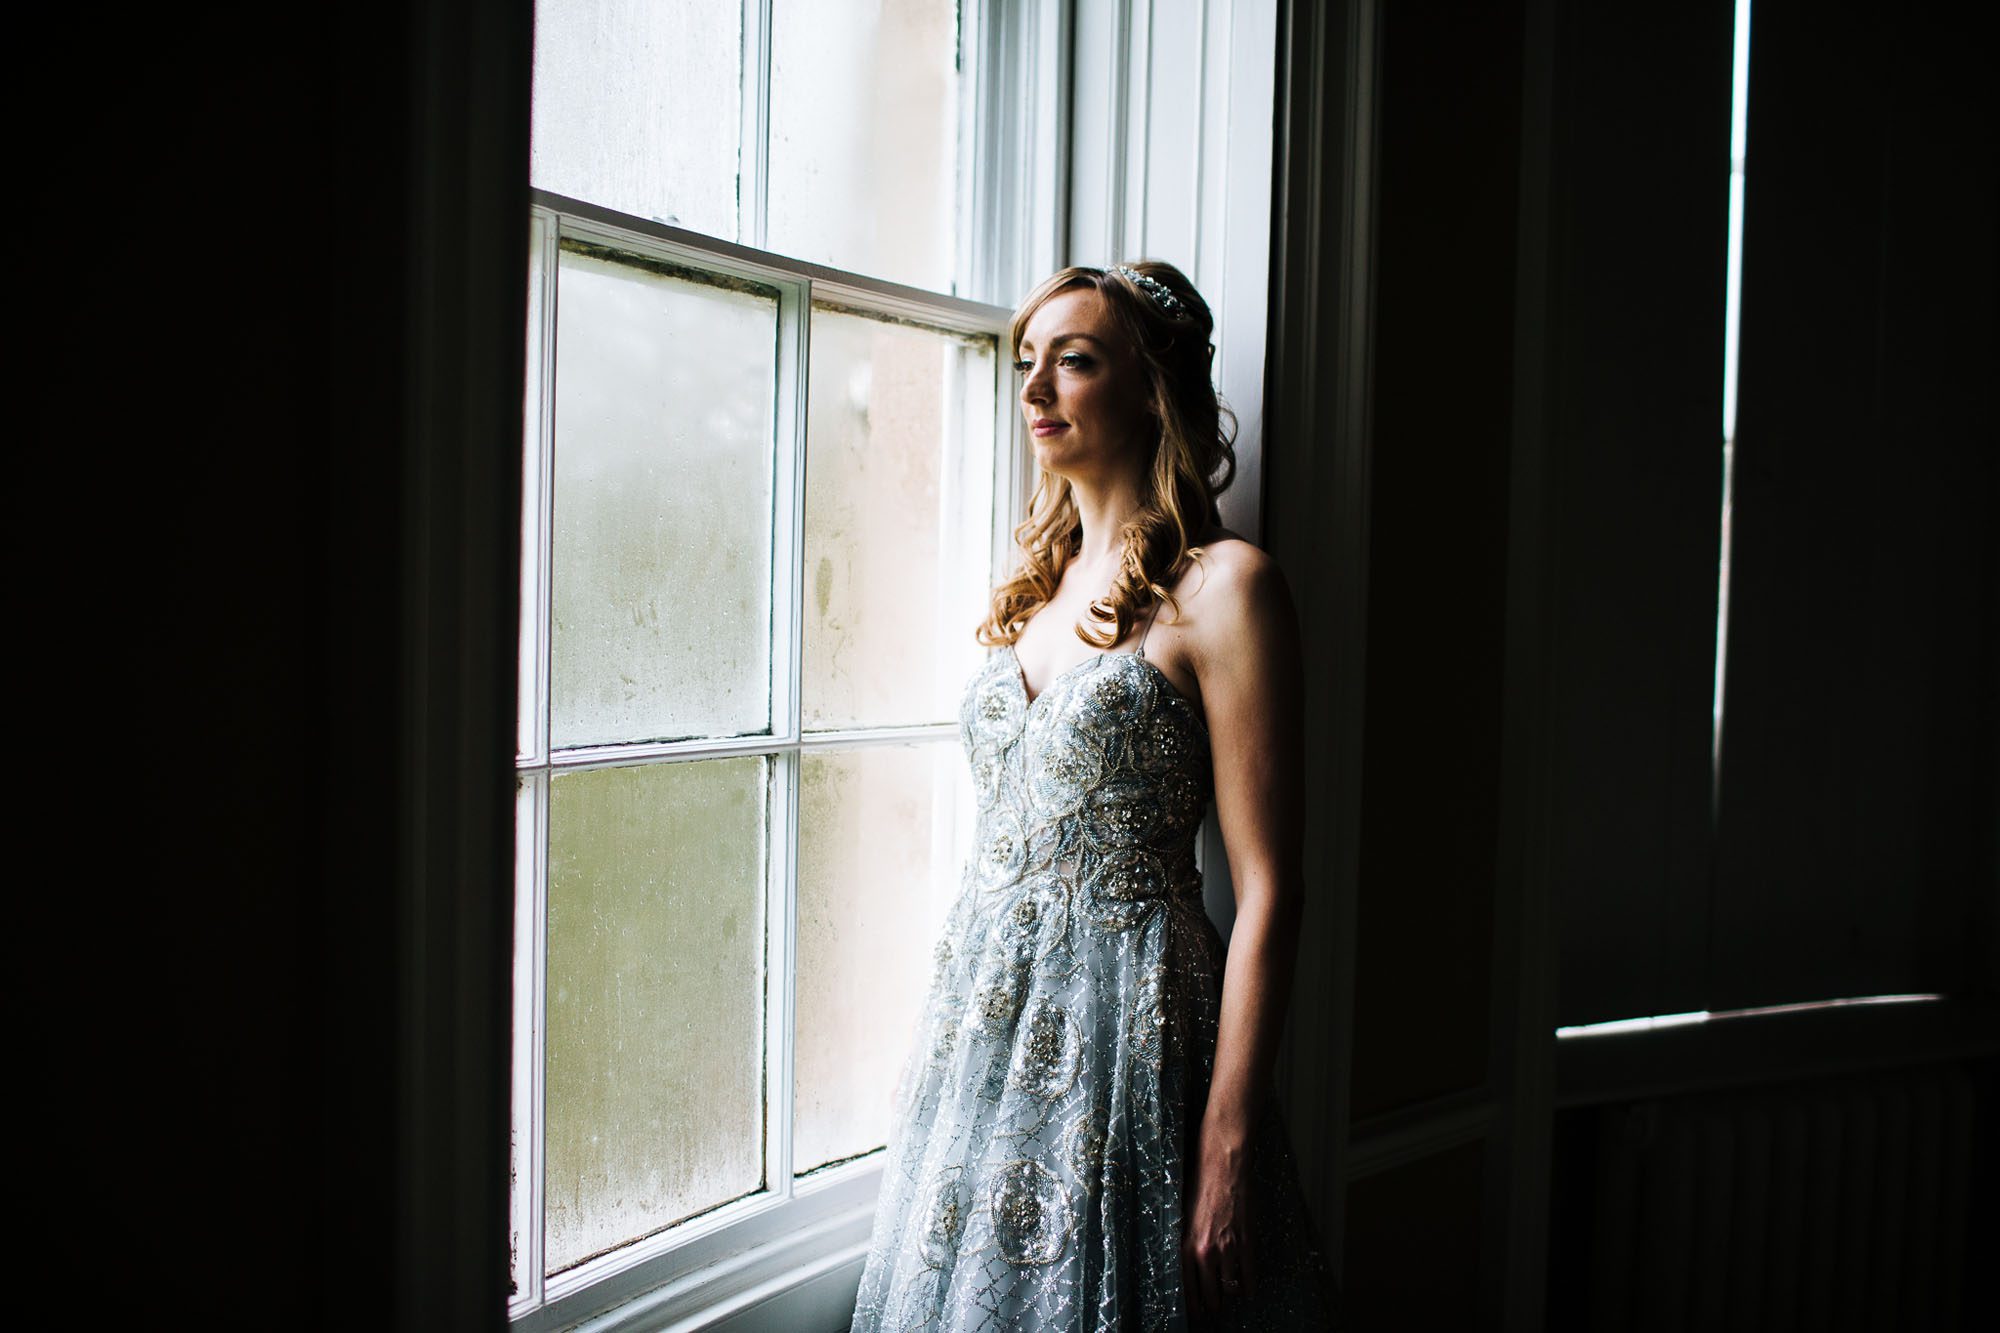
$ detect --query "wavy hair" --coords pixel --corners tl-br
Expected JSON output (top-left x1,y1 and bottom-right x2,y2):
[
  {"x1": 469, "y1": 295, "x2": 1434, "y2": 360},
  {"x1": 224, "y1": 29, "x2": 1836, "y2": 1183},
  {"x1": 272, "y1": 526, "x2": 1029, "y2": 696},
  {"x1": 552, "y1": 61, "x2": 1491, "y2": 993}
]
[{"x1": 976, "y1": 260, "x2": 1237, "y2": 650}]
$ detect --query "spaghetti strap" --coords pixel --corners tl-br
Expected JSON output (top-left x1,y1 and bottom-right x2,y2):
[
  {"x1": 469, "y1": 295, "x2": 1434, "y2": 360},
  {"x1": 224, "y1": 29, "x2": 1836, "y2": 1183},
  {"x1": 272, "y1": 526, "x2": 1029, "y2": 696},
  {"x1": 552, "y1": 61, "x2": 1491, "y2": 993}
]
[{"x1": 1135, "y1": 596, "x2": 1163, "y2": 658}]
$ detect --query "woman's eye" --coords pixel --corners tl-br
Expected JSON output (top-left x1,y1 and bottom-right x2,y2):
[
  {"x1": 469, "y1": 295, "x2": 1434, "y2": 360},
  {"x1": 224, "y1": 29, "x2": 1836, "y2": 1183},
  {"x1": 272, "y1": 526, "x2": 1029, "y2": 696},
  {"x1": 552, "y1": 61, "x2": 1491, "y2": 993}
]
[{"x1": 1013, "y1": 352, "x2": 1090, "y2": 375}]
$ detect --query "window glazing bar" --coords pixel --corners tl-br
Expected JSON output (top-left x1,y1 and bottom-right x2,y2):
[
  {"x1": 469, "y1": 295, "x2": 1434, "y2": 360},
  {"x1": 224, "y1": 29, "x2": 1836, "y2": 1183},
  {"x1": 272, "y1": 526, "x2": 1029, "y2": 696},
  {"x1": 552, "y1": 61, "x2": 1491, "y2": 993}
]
[
  {"x1": 740, "y1": 0, "x2": 771, "y2": 250},
  {"x1": 509, "y1": 203, "x2": 561, "y2": 1318},
  {"x1": 534, "y1": 188, "x2": 1012, "y2": 335},
  {"x1": 529, "y1": 206, "x2": 560, "y2": 766},
  {"x1": 767, "y1": 254, "x2": 810, "y2": 1200},
  {"x1": 515, "y1": 726, "x2": 963, "y2": 778}
]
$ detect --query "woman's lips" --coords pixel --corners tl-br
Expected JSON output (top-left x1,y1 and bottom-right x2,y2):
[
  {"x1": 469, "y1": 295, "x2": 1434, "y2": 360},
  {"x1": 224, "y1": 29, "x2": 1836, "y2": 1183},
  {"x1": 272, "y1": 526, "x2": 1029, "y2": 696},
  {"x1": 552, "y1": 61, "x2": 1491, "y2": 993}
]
[{"x1": 1032, "y1": 420, "x2": 1068, "y2": 436}]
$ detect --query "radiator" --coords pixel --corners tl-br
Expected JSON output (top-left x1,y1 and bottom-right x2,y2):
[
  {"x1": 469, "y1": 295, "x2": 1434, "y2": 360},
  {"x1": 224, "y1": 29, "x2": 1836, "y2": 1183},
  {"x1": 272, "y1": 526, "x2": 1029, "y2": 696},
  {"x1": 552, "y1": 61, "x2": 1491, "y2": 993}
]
[{"x1": 1583, "y1": 1064, "x2": 1976, "y2": 1331}]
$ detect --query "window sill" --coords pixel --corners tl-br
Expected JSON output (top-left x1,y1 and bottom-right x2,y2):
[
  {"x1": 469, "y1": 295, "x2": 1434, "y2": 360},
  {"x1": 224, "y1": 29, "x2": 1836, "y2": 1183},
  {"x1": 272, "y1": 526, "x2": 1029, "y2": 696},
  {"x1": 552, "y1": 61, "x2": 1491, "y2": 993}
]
[{"x1": 512, "y1": 1165, "x2": 878, "y2": 1333}]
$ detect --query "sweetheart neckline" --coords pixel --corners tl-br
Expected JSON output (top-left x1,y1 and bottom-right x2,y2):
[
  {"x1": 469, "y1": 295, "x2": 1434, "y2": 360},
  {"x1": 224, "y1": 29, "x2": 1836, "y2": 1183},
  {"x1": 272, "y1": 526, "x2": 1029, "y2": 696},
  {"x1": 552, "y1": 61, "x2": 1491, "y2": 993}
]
[{"x1": 1004, "y1": 642, "x2": 1210, "y2": 738}]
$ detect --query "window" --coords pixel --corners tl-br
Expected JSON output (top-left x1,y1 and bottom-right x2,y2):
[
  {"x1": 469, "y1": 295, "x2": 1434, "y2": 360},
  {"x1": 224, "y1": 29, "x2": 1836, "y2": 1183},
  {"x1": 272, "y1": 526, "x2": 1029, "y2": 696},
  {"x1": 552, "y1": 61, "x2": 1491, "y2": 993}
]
[
  {"x1": 509, "y1": 3, "x2": 1057, "y2": 1328},
  {"x1": 506, "y1": 2, "x2": 1279, "y2": 1325}
]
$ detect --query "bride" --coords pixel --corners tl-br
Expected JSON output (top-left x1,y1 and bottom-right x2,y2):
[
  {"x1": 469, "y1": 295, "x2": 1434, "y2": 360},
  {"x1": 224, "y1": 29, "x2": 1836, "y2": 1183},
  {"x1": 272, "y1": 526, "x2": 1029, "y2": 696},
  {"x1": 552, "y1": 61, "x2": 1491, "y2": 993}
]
[{"x1": 850, "y1": 260, "x2": 1336, "y2": 1330}]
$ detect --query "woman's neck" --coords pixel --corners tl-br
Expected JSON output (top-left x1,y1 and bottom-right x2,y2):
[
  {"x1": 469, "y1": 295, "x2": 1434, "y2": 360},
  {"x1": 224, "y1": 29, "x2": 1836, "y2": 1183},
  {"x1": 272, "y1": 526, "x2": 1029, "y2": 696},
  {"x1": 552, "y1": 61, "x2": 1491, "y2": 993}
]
[{"x1": 1066, "y1": 471, "x2": 1146, "y2": 570}]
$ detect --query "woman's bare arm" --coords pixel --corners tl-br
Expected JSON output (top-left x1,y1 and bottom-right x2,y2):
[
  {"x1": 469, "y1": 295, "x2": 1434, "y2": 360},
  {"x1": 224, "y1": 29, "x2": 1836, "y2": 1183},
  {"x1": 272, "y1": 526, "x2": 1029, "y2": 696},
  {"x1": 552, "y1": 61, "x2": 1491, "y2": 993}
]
[{"x1": 1177, "y1": 541, "x2": 1308, "y2": 1315}]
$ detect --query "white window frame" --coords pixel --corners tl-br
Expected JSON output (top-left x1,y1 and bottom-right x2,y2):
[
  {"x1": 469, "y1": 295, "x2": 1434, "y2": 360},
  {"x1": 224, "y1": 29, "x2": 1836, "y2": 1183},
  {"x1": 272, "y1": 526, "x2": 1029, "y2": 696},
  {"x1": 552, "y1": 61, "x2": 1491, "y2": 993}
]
[{"x1": 510, "y1": 192, "x2": 1021, "y2": 1333}]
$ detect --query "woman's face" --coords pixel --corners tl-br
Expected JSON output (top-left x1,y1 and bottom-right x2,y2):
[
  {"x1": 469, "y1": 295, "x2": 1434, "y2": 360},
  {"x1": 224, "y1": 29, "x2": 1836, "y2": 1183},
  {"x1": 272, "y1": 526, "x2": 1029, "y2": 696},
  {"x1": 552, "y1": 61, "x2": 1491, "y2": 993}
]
[{"x1": 1015, "y1": 285, "x2": 1152, "y2": 483}]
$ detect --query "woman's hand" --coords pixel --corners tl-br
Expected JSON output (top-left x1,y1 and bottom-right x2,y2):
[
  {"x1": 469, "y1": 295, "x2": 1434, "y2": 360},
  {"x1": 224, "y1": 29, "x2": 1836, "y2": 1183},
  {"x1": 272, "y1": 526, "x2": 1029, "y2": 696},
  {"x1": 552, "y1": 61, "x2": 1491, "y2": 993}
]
[{"x1": 1182, "y1": 1118, "x2": 1257, "y2": 1316}]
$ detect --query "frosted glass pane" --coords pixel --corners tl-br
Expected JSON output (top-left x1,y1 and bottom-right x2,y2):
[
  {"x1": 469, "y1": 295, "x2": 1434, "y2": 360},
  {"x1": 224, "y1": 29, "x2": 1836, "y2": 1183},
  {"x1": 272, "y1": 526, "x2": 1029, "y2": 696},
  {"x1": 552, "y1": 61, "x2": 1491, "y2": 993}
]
[
  {"x1": 794, "y1": 743, "x2": 972, "y2": 1174},
  {"x1": 531, "y1": 0, "x2": 742, "y2": 238},
  {"x1": 802, "y1": 307, "x2": 996, "y2": 730},
  {"x1": 552, "y1": 246, "x2": 777, "y2": 748},
  {"x1": 509, "y1": 776, "x2": 539, "y2": 1300},
  {"x1": 519, "y1": 217, "x2": 547, "y2": 761},
  {"x1": 544, "y1": 757, "x2": 769, "y2": 1273},
  {"x1": 768, "y1": 0, "x2": 959, "y2": 291}
]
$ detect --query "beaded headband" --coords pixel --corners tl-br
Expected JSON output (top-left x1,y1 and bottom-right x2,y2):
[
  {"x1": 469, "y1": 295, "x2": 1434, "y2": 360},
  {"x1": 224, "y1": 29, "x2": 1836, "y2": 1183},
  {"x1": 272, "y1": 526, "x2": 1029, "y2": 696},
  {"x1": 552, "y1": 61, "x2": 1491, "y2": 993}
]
[{"x1": 1110, "y1": 264, "x2": 1188, "y2": 319}]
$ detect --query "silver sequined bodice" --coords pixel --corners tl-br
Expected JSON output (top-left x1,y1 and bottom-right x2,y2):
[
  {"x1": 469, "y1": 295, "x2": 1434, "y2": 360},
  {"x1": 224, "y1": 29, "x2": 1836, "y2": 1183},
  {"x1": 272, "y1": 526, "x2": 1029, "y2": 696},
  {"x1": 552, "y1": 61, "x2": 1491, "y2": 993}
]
[
  {"x1": 852, "y1": 646, "x2": 1336, "y2": 1332},
  {"x1": 965, "y1": 647, "x2": 1212, "y2": 930}
]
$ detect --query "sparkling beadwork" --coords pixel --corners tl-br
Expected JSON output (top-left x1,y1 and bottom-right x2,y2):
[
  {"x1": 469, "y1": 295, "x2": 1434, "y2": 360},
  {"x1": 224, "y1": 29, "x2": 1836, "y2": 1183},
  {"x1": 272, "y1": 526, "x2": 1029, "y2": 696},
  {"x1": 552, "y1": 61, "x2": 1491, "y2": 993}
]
[
  {"x1": 1075, "y1": 656, "x2": 1157, "y2": 731},
  {"x1": 1130, "y1": 965, "x2": 1169, "y2": 1058},
  {"x1": 1063, "y1": 1106, "x2": 1108, "y2": 1185},
  {"x1": 989, "y1": 1159, "x2": 1072, "y2": 1266},
  {"x1": 1127, "y1": 708, "x2": 1198, "y2": 774},
  {"x1": 1156, "y1": 769, "x2": 1203, "y2": 835},
  {"x1": 928, "y1": 1022, "x2": 957, "y2": 1072},
  {"x1": 993, "y1": 872, "x2": 1068, "y2": 960},
  {"x1": 969, "y1": 669, "x2": 1026, "y2": 751},
  {"x1": 1097, "y1": 846, "x2": 1168, "y2": 902},
  {"x1": 971, "y1": 751, "x2": 1006, "y2": 805},
  {"x1": 975, "y1": 813, "x2": 1027, "y2": 887},
  {"x1": 1027, "y1": 721, "x2": 1102, "y2": 817},
  {"x1": 916, "y1": 1171, "x2": 966, "y2": 1268},
  {"x1": 1070, "y1": 844, "x2": 1169, "y2": 931},
  {"x1": 1007, "y1": 997, "x2": 1082, "y2": 1100},
  {"x1": 1083, "y1": 775, "x2": 1163, "y2": 849},
  {"x1": 968, "y1": 951, "x2": 1027, "y2": 1039}
]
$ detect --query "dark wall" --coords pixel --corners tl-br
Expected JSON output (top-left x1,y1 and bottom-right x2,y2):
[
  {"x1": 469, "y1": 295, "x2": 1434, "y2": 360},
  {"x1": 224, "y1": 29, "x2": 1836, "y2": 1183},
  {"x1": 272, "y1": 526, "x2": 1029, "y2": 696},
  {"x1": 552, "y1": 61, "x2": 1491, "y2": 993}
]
[
  {"x1": 1348, "y1": 0, "x2": 1525, "y2": 1125},
  {"x1": 1532, "y1": 0, "x2": 1999, "y2": 1325},
  {"x1": 1336, "y1": 0, "x2": 1530, "y2": 1319},
  {"x1": 1326, "y1": 0, "x2": 1996, "y2": 1322},
  {"x1": 31, "y1": 5, "x2": 525, "y2": 1328}
]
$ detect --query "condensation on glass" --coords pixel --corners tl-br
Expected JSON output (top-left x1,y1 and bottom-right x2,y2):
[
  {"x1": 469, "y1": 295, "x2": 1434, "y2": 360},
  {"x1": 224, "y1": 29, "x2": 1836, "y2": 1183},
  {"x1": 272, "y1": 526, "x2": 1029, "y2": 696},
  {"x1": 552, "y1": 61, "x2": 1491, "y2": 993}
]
[
  {"x1": 509, "y1": 776, "x2": 539, "y2": 1299},
  {"x1": 530, "y1": 0, "x2": 744, "y2": 238},
  {"x1": 768, "y1": 0, "x2": 960, "y2": 291},
  {"x1": 793, "y1": 743, "x2": 974, "y2": 1175},
  {"x1": 551, "y1": 245, "x2": 777, "y2": 749},
  {"x1": 543, "y1": 756, "x2": 770, "y2": 1274},
  {"x1": 803, "y1": 305, "x2": 996, "y2": 731}
]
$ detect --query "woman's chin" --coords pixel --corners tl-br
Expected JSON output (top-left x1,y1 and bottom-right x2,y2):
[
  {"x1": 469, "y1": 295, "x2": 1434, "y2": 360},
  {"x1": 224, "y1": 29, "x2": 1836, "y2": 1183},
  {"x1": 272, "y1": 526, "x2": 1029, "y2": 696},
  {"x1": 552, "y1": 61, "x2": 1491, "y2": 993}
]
[{"x1": 1034, "y1": 443, "x2": 1143, "y2": 488}]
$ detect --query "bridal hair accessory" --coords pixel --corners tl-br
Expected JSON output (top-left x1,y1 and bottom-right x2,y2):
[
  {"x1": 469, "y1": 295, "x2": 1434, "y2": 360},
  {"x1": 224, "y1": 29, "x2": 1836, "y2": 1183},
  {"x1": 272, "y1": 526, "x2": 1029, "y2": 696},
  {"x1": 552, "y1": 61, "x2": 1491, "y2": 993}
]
[{"x1": 1111, "y1": 264, "x2": 1188, "y2": 319}]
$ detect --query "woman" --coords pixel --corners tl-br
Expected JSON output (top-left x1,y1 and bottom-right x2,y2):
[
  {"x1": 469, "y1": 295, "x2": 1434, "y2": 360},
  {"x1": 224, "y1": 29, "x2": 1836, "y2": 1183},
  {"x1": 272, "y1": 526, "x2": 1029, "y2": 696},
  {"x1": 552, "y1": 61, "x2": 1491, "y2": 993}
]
[{"x1": 851, "y1": 261, "x2": 1335, "y2": 1330}]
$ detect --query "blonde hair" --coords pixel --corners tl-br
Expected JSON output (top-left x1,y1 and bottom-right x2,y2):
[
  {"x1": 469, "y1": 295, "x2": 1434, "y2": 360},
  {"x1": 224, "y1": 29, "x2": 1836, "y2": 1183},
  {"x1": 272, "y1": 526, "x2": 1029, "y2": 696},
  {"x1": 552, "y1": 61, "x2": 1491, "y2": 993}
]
[{"x1": 977, "y1": 260, "x2": 1237, "y2": 649}]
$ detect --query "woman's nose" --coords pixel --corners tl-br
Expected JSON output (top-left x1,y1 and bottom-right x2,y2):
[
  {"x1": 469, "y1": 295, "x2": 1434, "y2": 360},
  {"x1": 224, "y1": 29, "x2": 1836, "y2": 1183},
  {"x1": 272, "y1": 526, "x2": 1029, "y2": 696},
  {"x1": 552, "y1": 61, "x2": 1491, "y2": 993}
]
[{"x1": 1020, "y1": 364, "x2": 1052, "y2": 407}]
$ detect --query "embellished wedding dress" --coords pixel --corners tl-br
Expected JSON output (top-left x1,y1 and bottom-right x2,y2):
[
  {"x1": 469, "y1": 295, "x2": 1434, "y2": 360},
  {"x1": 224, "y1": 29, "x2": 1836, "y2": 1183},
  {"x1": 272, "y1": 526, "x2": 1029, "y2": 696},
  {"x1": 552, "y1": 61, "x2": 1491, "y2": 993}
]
[{"x1": 850, "y1": 606, "x2": 1336, "y2": 1331}]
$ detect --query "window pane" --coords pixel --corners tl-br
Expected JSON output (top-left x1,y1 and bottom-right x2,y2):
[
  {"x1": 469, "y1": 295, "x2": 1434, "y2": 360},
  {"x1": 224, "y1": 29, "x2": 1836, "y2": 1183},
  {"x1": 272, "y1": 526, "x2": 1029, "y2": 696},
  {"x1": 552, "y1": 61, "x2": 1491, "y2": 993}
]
[
  {"x1": 510, "y1": 776, "x2": 539, "y2": 1300},
  {"x1": 768, "y1": 0, "x2": 959, "y2": 291},
  {"x1": 802, "y1": 306, "x2": 996, "y2": 730},
  {"x1": 531, "y1": 0, "x2": 743, "y2": 239},
  {"x1": 552, "y1": 246, "x2": 777, "y2": 748},
  {"x1": 544, "y1": 757, "x2": 769, "y2": 1273},
  {"x1": 794, "y1": 743, "x2": 971, "y2": 1174}
]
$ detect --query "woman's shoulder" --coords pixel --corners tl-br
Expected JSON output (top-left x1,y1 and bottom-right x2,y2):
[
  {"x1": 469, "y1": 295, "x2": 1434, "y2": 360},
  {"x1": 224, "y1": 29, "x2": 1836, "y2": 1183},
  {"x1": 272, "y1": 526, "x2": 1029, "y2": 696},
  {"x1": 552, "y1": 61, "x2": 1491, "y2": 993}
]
[
  {"x1": 1164, "y1": 529, "x2": 1293, "y2": 658},
  {"x1": 1182, "y1": 528, "x2": 1288, "y2": 602}
]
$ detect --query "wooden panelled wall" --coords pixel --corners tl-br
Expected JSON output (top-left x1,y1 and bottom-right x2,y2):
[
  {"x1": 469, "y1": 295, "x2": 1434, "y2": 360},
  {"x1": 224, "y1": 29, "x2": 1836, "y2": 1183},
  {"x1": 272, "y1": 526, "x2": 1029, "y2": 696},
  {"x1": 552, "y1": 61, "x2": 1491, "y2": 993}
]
[{"x1": 1266, "y1": 0, "x2": 1996, "y2": 1327}]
